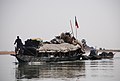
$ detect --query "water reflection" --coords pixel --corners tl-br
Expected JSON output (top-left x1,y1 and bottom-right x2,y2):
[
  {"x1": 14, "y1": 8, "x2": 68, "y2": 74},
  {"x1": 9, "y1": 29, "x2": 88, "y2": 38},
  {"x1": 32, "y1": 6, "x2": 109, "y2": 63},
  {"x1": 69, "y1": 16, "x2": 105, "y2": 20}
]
[
  {"x1": 86, "y1": 60, "x2": 114, "y2": 78},
  {"x1": 89, "y1": 60, "x2": 114, "y2": 69},
  {"x1": 0, "y1": 53, "x2": 119, "y2": 81},
  {"x1": 14, "y1": 56, "x2": 117, "y2": 81},
  {"x1": 15, "y1": 61, "x2": 85, "y2": 79}
]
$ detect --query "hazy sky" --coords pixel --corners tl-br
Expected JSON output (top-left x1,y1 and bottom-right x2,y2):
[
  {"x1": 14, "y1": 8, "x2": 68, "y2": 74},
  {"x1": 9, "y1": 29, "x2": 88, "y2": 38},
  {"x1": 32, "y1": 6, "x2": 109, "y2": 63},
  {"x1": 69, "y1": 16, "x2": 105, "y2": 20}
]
[{"x1": 0, "y1": 0, "x2": 120, "y2": 51}]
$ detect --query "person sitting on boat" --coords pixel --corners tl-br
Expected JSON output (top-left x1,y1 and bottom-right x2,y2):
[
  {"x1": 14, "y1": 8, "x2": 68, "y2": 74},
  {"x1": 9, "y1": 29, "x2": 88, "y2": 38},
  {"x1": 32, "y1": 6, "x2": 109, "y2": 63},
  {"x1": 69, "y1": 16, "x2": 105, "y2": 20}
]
[
  {"x1": 60, "y1": 32, "x2": 85, "y2": 53},
  {"x1": 60, "y1": 32, "x2": 75, "y2": 44},
  {"x1": 14, "y1": 36, "x2": 23, "y2": 54},
  {"x1": 89, "y1": 49, "x2": 98, "y2": 56},
  {"x1": 72, "y1": 38, "x2": 85, "y2": 53}
]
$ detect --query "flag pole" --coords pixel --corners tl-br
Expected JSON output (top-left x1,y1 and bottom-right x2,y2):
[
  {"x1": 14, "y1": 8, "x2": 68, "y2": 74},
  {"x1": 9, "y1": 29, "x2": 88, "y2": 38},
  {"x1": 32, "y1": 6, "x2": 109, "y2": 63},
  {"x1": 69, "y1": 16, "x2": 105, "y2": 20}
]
[
  {"x1": 76, "y1": 26, "x2": 77, "y2": 39},
  {"x1": 70, "y1": 20, "x2": 74, "y2": 37},
  {"x1": 75, "y1": 16, "x2": 79, "y2": 39}
]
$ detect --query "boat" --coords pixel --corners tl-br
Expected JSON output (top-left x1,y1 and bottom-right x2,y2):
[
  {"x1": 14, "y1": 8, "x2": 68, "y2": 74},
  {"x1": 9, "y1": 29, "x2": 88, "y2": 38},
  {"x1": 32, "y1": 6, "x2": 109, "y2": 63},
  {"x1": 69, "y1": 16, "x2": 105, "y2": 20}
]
[
  {"x1": 11, "y1": 32, "x2": 85, "y2": 63},
  {"x1": 81, "y1": 49, "x2": 114, "y2": 60},
  {"x1": 99, "y1": 52, "x2": 115, "y2": 59},
  {"x1": 81, "y1": 49, "x2": 101, "y2": 60}
]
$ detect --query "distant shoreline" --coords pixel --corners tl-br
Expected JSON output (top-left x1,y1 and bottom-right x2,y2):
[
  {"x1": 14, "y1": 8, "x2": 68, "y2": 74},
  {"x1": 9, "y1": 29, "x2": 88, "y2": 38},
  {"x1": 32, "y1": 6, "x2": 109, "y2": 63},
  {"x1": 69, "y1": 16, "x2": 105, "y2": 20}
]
[
  {"x1": 97, "y1": 49, "x2": 120, "y2": 52},
  {"x1": 0, "y1": 51, "x2": 15, "y2": 55}
]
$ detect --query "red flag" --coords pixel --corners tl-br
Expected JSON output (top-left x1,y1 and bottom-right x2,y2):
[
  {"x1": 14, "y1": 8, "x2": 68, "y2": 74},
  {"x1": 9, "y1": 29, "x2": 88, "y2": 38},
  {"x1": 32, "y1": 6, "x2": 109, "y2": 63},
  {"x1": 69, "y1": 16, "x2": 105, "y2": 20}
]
[{"x1": 75, "y1": 16, "x2": 79, "y2": 28}]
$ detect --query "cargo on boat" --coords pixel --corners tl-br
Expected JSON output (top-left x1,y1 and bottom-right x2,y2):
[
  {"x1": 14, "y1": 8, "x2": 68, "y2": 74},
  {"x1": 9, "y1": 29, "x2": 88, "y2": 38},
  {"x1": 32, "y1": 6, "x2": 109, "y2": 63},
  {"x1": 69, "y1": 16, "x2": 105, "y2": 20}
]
[{"x1": 11, "y1": 32, "x2": 85, "y2": 63}]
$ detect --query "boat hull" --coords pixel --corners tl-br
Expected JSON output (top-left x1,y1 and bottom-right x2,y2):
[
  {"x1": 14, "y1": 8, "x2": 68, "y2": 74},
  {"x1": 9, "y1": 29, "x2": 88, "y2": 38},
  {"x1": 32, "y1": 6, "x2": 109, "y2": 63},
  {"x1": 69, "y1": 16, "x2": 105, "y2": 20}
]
[{"x1": 14, "y1": 54, "x2": 81, "y2": 63}]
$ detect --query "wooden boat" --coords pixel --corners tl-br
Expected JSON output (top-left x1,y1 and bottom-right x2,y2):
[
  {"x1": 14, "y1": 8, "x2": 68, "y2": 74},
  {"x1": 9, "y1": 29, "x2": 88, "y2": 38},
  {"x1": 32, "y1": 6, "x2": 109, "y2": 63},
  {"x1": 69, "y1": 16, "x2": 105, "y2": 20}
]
[
  {"x1": 11, "y1": 32, "x2": 85, "y2": 63},
  {"x1": 81, "y1": 50, "x2": 114, "y2": 60},
  {"x1": 12, "y1": 43, "x2": 83, "y2": 62},
  {"x1": 99, "y1": 52, "x2": 115, "y2": 59},
  {"x1": 81, "y1": 49, "x2": 101, "y2": 60},
  {"x1": 81, "y1": 55, "x2": 102, "y2": 60}
]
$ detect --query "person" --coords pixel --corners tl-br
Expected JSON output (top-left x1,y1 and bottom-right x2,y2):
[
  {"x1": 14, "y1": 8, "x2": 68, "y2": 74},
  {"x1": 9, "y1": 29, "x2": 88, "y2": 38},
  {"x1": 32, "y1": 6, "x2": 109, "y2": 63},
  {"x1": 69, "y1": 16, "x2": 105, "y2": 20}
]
[
  {"x1": 14, "y1": 36, "x2": 23, "y2": 54},
  {"x1": 89, "y1": 49, "x2": 98, "y2": 56}
]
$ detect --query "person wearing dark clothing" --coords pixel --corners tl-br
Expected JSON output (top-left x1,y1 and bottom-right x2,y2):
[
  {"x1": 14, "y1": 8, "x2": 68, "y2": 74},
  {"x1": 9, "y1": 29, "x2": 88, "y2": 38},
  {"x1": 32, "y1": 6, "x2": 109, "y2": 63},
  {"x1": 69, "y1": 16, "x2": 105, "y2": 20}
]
[
  {"x1": 14, "y1": 36, "x2": 23, "y2": 54},
  {"x1": 89, "y1": 49, "x2": 98, "y2": 56}
]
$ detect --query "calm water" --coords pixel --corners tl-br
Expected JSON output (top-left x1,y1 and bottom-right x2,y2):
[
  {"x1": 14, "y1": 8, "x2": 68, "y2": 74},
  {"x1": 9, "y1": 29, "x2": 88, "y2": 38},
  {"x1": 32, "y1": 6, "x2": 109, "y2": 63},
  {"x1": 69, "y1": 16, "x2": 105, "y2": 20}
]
[{"x1": 0, "y1": 52, "x2": 120, "y2": 81}]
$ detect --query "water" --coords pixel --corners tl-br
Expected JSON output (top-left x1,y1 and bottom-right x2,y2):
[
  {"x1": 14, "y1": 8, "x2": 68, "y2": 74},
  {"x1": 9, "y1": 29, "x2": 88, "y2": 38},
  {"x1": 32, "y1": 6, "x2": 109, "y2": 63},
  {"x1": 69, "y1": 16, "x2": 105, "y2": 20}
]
[{"x1": 0, "y1": 52, "x2": 120, "y2": 81}]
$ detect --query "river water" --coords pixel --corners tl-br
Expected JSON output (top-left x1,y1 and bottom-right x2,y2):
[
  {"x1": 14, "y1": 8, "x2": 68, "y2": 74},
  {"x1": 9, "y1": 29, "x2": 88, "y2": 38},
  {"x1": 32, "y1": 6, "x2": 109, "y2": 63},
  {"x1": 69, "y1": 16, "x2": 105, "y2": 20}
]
[{"x1": 0, "y1": 52, "x2": 120, "y2": 81}]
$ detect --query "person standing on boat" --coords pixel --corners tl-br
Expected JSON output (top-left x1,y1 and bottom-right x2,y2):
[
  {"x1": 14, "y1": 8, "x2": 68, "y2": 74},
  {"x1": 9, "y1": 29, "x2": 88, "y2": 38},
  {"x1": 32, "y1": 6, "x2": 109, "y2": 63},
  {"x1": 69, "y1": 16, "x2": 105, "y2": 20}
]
[{"x1": 14, "y1": 36, "x2": 23, "y2": 54}]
